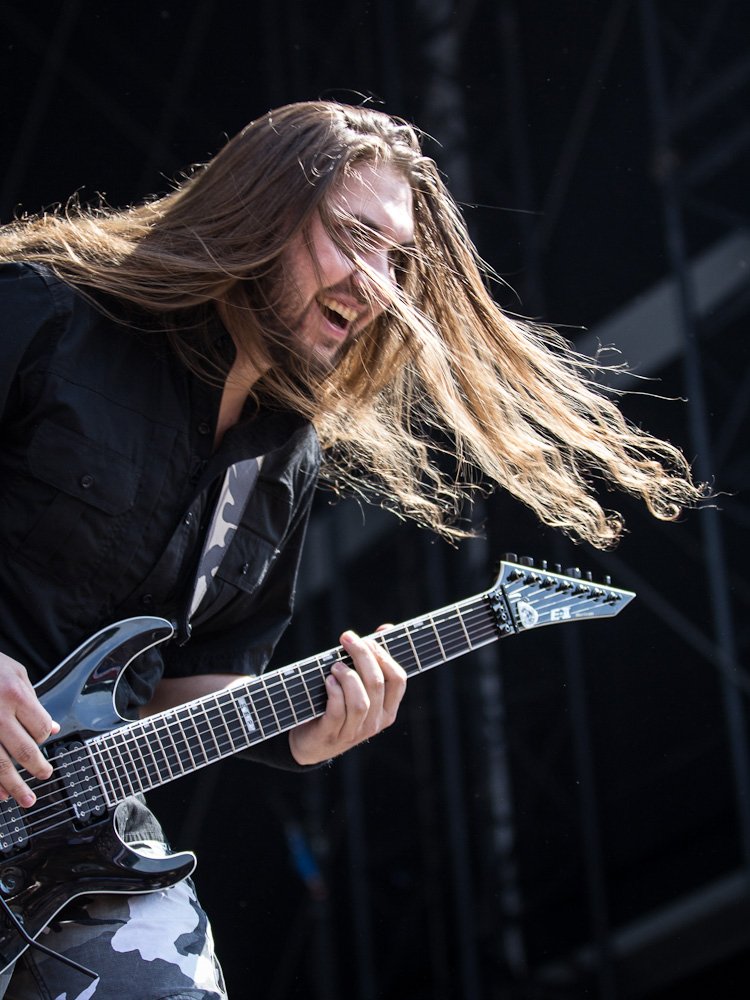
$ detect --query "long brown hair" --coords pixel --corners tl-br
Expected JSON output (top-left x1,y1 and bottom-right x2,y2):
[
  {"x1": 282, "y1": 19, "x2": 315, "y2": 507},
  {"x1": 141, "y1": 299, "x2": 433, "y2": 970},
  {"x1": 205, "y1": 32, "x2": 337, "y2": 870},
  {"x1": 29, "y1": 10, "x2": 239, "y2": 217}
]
[{"x1": 0, "y1": 101, "x2": 706, "y2": 546}]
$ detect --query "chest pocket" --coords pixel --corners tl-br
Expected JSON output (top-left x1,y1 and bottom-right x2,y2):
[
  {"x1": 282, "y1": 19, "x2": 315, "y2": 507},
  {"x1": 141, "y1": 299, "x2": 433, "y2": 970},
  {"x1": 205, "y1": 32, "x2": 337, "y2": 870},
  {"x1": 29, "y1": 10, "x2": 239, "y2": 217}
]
[
  {"x1": 3, "y1": 420, "x2": 141, "y2": 584},
  {"x1": 187, "y1": 524, "x2": 281, "y2": 629},
  {"x1": 214, "y1": 526, "x2": 280, "y2": 596}
]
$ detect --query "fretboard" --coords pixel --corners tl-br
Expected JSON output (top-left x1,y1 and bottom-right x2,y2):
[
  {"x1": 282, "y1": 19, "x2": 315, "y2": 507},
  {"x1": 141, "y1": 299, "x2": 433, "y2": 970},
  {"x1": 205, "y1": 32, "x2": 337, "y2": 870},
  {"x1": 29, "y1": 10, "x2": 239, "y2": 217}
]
[{"x1": 84, "y1": 590, "x2": 503, "y2": 806}]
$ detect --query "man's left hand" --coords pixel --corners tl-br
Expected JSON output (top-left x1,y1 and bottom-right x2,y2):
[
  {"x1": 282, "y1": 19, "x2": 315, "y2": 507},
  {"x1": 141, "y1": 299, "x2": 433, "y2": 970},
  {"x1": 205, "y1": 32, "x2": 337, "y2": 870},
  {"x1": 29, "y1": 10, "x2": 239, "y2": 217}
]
[{"x1": 288, "y1": 628, "x2": 407, "y2": 765}]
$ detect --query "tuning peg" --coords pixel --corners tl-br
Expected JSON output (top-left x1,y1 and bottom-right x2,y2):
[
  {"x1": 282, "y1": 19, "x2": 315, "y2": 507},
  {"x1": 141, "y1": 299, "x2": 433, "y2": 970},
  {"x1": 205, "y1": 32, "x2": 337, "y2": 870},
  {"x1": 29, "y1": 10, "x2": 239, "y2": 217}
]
[
  {"x1": 520, "y1": 556, "x2": 534, "y2": 567},
  {"x1": 585, "y1": 571, "x2": 593, "y2": 582},
  {"x1": 502, "y1": 552, "x2": 518, "y2": 563},
  {"x1": 565, "y1": 567, "x2": 582, "y2": 579}
]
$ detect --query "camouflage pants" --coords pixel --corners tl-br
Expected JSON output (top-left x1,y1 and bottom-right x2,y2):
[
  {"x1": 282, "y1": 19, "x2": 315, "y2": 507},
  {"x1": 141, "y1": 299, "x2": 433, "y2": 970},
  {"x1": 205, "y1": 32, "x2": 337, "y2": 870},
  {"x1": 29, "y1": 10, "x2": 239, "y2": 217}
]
[{"x1": 0, "y1": 845, "x2": 226, "y2": 1000}]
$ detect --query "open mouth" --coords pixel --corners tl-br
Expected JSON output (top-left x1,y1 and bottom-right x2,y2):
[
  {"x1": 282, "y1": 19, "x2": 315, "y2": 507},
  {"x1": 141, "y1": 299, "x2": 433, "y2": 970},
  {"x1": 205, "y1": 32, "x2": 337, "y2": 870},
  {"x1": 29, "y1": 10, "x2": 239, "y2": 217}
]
[{"x1": 317, "y1": 295, "x2": 359, "y2": 331}]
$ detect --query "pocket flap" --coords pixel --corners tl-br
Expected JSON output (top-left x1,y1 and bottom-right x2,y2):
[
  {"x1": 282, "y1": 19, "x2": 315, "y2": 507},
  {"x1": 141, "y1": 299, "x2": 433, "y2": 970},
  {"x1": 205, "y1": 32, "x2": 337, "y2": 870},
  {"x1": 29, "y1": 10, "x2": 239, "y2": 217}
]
[
  {"x1": 28, "y1": 420, "x2": 140, "y2": 515},
  {"x1": 215, "y1": 526, "x2": 280, "y2": 595}
]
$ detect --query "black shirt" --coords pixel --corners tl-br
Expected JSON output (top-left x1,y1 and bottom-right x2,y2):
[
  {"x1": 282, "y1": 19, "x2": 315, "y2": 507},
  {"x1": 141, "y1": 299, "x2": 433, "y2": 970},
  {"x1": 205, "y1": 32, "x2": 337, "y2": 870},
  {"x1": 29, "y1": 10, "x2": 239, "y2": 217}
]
[{"x1": 0, "y1": 262, "x2": 321, "y2": 725}]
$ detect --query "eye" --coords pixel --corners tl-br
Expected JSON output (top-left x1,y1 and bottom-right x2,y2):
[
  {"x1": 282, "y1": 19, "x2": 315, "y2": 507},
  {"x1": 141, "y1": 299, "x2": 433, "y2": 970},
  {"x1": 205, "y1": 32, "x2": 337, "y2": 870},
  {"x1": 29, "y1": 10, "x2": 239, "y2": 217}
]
[
  {"x1": 388, "y1": 247, "x2": 411, "y2": 286},
  {"x1": 341, "y1": 222, "x2": 379, "y2": 253}
]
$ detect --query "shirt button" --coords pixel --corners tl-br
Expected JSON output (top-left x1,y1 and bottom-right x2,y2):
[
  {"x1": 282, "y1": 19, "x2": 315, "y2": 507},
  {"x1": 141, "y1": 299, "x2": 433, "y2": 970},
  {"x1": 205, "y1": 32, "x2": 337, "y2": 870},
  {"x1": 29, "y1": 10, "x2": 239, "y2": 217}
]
[
  {"x1": 141, "y1": 594, "x2": 153, "y2": 606},
  {"x1": 80, "y1": 475, "x2": 94, "y2": 488},
  {"x1": 184, "y1": 512, "x2": 194, "y2": 526},
  {"x1": 197, "y1": 421, "x2": 211, "y2": 436}
]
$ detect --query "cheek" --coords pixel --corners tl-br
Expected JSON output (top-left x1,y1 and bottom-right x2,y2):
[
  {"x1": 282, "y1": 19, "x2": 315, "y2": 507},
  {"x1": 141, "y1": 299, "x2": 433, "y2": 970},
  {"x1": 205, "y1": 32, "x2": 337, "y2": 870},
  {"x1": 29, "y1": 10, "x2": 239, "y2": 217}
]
[{"x1": 315, "y1": 243, "x2": 354, "y2": 289}]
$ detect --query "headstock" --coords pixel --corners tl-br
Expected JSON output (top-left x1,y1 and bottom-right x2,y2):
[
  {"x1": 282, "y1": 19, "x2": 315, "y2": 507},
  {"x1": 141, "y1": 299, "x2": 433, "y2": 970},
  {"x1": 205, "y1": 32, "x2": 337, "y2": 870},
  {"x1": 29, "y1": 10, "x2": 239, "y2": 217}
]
[{"x1": 490, "y1": 554, "x2": 635, "y2": 634}]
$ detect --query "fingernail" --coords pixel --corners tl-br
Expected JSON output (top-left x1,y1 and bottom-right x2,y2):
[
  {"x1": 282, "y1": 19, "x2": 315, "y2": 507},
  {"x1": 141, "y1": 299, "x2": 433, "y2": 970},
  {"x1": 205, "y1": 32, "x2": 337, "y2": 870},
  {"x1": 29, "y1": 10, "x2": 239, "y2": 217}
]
[
  {"x1": 21, "y1": 794, "x2": 35, "y2": 809},
  {"x1": 341, "y1": 631, "x2": 357, "y2": 645}
]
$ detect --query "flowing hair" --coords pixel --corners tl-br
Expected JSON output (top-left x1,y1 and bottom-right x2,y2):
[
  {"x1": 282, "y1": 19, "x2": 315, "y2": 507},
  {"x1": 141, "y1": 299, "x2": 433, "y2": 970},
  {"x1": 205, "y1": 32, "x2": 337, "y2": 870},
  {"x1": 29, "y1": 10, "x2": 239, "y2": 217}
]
[{"x1": 0, "y1": 101, "x2": 706, "y2": 546}]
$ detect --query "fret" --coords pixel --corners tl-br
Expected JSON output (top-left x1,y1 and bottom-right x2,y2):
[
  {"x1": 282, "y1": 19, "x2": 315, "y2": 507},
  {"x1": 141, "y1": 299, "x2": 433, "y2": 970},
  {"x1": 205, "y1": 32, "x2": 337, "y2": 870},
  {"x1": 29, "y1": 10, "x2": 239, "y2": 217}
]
[
  {"x1": 111, "y1": 730, "x2": 147, "y2": 794},
  {"x1": 93, "y1": 738, "x2": 131, "y2": 801},
  {"x1": 375, "y1": 632, "x2": 391, "y2": 656},
  {"x1": 255, "y1": 677, "x2": 283, "y2": 734},
  {"x1": 124, "y1": 729, "x2": 156, "y2": 790},
  {"x1": 109, "y1": 734, "x2": 140, "y2": 797},
  {"x1": 433, "y1": 608, "x2": 471, "y2": 660},
  {"x1": 230, "y1": 688, "x2": 264, "y2": 741},
  {"x1": 138, "y1": 720, "x2": 168, "y2": 787},
  {"x1": 218, "y1": 689, "x2": 255, "y2": 748},
  {"x1": 181, "y1": 706, "x2": 209, "y2": 768},
  {"x1": 455, "y1": 604, "x2": 473, "y2": 649},
  {"x1": 278, "y1": 665, "x2": 323, "y2": 723},
  {"x1": 150, "y1": 717, "x2": 181, "y2": 779},
  {"x1": 258, "y1": 676, "x2": 283, "y2": 733},
  {"x1": 84, "y1": 743, "x2": 116, "y2": 809},
  {"x1": 160, "y1": 715, "x2": 189, "y2": 776},
  {"x1": 199, "y1": 697, "x2": 234, "y2": 757},
  {"x1": 314, "y1": 654, "x2": 331, "y2": 687},
  {"x1": 277, "y1": 672, "x2": 299, "y2": 725},
  {"x1": 210, "y1": 694, "x2": 242, "y2": 753},
  {"x1": 411, "y1": 619, "x2": 442, "y2": 671},
  {"x1": 292, "y1": 665, "x2": 317, "y2": 717},
  {"x1": 401, "y1": 624, "x2": 422, "y2": 672},
  {"x1": 198, "y1": 701, "x2": 227, "y2": 761},
  {"x1": 87, "y1": 742, "x2": 118, "y2": 807},
  {"x1": 428, "y1": 614, "x2": 447, "y2": 660},
  {"x1": 170, "y1": 710, "x2": 200, "y2": 770}
]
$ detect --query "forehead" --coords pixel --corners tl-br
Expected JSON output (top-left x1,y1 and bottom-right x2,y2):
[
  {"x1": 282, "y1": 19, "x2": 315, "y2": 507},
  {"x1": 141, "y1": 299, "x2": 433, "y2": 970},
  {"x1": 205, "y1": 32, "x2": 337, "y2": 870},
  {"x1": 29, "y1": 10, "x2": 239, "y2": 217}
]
[{"x1": 327, "y1": 161, "x2": 415, "y2": 246}]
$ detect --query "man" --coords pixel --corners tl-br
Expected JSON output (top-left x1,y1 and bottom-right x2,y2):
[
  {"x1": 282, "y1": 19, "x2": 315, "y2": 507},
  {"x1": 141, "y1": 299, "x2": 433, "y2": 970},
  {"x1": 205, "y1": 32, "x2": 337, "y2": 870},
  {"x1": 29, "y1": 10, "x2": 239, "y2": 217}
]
[{"x1": 0, "y1": 101, "x2": 704, "y2": 997}]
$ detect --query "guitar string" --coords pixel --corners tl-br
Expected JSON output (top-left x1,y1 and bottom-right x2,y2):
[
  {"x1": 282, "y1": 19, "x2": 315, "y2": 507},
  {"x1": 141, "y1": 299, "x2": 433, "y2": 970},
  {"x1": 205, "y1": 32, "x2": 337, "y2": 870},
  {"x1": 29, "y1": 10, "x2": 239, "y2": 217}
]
[
  {"x1": 11, "y1": 591, "x2": 516, "y2": 820},
  {"x1": 82, "y1": 598, "x2": 503, "y2": 786},
  {"x1": 5, "y1": 585, "x2": 618, "y2": 839},
  {"x1": 48, "y1": 606, "x2": 500, "y2": 806},
  {"x1": 9, "y1": 597, "x2": 500, "y2": 832},
  {"x1": 6, "y1": 589, "x2": 545, "y2": 827}
]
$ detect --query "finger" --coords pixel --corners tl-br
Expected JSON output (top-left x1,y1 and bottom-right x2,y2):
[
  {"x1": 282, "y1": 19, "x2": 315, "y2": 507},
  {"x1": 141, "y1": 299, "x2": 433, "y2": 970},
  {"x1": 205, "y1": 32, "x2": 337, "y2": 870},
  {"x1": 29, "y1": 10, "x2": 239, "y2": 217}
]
[
  {"x1": 341, "y1": 632, "x2": 383, "y2": 689},
  {"x1": 16, "y1": 702, "x2": 60, "y2": 746},
  {"x1": 331, "y1": 659, "x2": 372, "y2": 727},
  {"x1": 0, "y1": 741, "x2": 47, "y2": 808},
  {"x1": 364, "y1": 638, "x2": 407, "y2": 720},
  {"x1": 323, "y1": 669, "x2": 347, "y2": 726},
  {"x1": 0, "y1": 715, "x2": 54, "y2": 777}
]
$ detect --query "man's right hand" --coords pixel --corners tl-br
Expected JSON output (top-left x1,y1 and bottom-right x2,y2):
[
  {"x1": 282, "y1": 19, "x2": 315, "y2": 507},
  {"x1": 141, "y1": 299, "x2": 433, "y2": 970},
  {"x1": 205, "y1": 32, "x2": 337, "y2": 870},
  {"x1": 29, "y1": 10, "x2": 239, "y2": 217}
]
[{"x1": 0, "y1": 653, "x2": 60, "y2": 807}]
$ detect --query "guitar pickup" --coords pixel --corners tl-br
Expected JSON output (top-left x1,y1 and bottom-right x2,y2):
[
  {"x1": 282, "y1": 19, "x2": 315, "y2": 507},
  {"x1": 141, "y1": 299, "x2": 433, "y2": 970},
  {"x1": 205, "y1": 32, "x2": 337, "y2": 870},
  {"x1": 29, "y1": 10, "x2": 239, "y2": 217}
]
[
  {"x1": 54, "y1": 742, "x2": 107, "y2": 825},
  {"x1": 0, "y1": 799, "x2": 28, "y2": 856}
]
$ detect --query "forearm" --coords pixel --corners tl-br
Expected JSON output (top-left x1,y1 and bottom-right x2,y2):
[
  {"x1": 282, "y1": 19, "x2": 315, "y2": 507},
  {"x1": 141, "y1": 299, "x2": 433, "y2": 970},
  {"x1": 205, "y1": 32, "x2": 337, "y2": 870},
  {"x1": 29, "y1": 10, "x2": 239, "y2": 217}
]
[{"x1": 140, "y1": 674, "x2": 245, "y2": 717}]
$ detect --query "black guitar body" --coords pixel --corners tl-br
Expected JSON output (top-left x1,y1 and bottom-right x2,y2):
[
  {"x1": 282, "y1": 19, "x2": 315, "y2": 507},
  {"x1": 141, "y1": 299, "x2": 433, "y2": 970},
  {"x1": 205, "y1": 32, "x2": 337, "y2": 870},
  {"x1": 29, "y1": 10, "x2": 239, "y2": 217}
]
[{"x1": 0, "y1": 617, "x2": 195, "y2": 974}]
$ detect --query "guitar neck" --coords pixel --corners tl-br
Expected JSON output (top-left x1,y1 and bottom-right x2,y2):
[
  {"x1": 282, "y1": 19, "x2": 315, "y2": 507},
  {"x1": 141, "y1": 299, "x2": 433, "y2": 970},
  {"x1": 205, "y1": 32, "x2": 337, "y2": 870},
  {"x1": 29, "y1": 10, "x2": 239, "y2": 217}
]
[{"x1": 85, "y1": 591, "x2": 504, "y2": 804}]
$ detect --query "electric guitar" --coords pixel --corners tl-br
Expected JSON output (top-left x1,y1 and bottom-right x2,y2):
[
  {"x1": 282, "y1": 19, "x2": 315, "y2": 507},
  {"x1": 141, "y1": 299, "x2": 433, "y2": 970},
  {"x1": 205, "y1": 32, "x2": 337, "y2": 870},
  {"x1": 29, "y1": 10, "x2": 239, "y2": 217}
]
[{"x1": 0, "y1": 556, "x2": 634, "y2": 974}]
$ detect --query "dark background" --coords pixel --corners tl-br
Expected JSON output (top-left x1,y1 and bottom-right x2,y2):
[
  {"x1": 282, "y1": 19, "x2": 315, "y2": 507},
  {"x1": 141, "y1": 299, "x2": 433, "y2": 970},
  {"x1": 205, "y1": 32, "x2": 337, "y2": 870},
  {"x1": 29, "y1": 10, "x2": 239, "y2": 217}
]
[{"x1": 2, "y1": 2, "x2": 750, "y2": 997}]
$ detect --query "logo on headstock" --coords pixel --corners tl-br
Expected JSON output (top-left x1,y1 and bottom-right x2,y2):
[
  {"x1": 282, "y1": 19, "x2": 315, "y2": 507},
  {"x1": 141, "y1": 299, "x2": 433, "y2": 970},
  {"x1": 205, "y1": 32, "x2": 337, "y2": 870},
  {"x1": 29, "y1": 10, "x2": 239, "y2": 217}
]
[{"x1": 515, "y1": 601, "x2": 539, "y2": 629}]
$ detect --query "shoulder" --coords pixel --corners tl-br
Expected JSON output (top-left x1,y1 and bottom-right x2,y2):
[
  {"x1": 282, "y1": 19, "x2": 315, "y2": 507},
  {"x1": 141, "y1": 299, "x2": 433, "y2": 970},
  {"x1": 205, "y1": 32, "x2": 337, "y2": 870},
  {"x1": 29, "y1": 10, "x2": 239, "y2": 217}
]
[
  {"x1": 0, "y1": 263, "x2": 78, "y2": 384},
  {"x1": 0, "y1": 260, "x2": 77, "y2": 310},
  {"x1": 0, "y1": 261, "x2": 100, "y2": 349}
]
